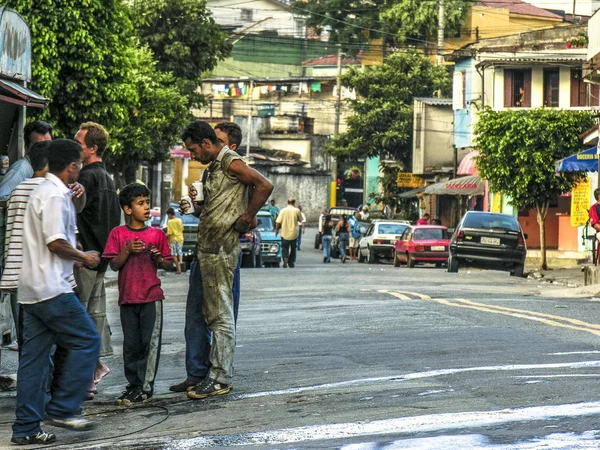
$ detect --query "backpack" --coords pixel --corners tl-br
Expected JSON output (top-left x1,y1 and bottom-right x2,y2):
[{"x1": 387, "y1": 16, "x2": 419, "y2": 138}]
[{"x1": 350, "y1": 217, "x2": 361, "y2": 238}]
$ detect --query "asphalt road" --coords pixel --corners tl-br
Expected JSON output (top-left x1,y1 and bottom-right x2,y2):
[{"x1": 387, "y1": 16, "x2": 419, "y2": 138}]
[{"x1": 3, "y1": 228, "x2": 600, "y2": 449}]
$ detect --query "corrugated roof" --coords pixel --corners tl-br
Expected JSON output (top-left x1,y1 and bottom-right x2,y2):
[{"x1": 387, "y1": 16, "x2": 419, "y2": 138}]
[
  {"x1": 477, "y1": 53, "x2": 587, "y2": 67},
  {"x1": 479, "y1": 0, "x2": 563, "y2": 19},
  {"x1": 303, "y1": 53, "x2": 363, "y2": 67},
  {"x1": 414, "y1": 97, "x2": 453, "y2": 106}
]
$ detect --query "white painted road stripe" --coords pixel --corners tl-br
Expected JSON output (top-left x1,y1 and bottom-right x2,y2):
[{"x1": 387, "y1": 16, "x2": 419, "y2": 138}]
[
  {"x1": 234, "y1": 360, "x2": 600, "y2": 399},
  {"x1": 163, "y1": 401, "x2": 600, "y2": 449}
]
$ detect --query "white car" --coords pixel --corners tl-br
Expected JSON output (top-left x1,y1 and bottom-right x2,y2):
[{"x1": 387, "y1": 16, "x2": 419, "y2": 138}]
[{"x1": 358, "y1": 220, "x2": 410, "y2": 263}]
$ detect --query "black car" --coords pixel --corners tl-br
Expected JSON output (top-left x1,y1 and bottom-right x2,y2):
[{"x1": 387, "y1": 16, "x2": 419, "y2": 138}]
[{"x1": 448, "y1": 211, "x2": 527, "y2": 277}]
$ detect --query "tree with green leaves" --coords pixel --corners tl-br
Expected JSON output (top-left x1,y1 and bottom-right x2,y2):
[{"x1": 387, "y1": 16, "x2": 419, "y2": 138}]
[
  {"x1": 292, "y1": 0, "x2": 469, "y2": 53},
  {"x1": 327, "y1": 49, "x2": 450, "y2": 164},
  {"x1": 474, "y1": 107, "x2": 595, "y2": 270},
  {"x1": 130, "y1": 0, "x2": 231, "y2": 109}
]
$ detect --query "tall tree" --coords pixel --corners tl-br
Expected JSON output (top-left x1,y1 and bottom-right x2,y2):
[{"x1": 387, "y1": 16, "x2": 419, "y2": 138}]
[
  {"x1": 130, "y1": 0, "x2": 231, "y2": 108},
  {"x1": 474, "y1": 107, "x2": 595, "y2": 270},
  {"x1": 327, "y1": 49, "x2": 450, "y2": 164}
]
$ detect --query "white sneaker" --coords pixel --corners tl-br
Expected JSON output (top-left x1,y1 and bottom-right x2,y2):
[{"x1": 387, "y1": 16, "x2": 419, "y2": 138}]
[{"x1": 45, "y1": 416, "x2": 95, "y2": 431}]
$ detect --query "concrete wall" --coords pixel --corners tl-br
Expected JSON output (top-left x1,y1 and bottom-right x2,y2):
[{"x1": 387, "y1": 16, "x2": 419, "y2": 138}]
[
  {"x1": 257, "y1": 166, "x2": 330, "y2": 222},
  {"x1": 413, "y1": 100, "x2": 454, "y2": 174}
]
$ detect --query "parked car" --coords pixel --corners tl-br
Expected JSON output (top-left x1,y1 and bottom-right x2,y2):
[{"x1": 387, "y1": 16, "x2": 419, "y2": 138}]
[
  {"x1": 149, "y1": 208, "x2": 162, "y2": 227},
  {"x1": 315, "y1": 206, "x2": 359, "y2": 250},
  {"x1": 240, "y1": 227, "x2": 262, "y2": 268},
  {"x1": 393, "y1": 225, "x2": 451, "y2": 268},
  {"x1": 160, "y1": 203, "x2": 198, "y2": 266},
  {"x1": 256, "y1": 210, "x2": 282, "y2": 268},
  {"x1": 358, "y1": 220, "x2": 410, "y2": 263},
  {"x1": 448, "y1": 211, "x2": 527, "y2": 277}
]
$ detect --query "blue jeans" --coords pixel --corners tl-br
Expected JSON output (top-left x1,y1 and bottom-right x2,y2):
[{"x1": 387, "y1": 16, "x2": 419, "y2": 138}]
[
  {"x1": 296, "y1": 231, "x2": 302, "y2": 250},
  {"x1": 184, "y1": 251, "x2": 241, "y2": 383},
  {"x1": 338, "y1": 233, "x2": 349, "y2": 258},
  {"x1": 13, "y1": 293, "x2": 100, "y2": 437},
  {"x1": 322, "y1": 235, "x2": 332, "y2": 261}
]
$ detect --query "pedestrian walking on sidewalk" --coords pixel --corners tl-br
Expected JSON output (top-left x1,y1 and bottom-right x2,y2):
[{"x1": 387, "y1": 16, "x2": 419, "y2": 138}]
[
  {"x1": 275, "y1": 198, "x2": 303, "y2": 268},
  {"x1": 296, "y1": 205, "x2": 306, "y2": 251},
  {"x1": 179, "y1": 121, "x2": 272, "y2": 399},
  {"x1": 12, "y1": 139, "x2": 101, "y2": 445},
  {"x1": 336, "y1": 214, "x2": 351, "y2": 263},
  {"x1": 73, "y1": 122, "x2": 121, "y2": 390},
  {"x1": 322, "y1": 215, "x2": 334, "y2": 263},
  {"x1": 103, "y1": 184, "x2": 173, "y2": 407}
]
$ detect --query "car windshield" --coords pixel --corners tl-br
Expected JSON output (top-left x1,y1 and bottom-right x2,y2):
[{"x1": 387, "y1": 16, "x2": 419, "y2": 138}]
[
  {"x1": 414, "y1": 228, "x2": 448, "y2": 240},
  {"x1": 463, "y1": 214, "x2": 520, "y2": 231},
  {"x1": 257, "y1": 215, "x2": 274, "y2": 232},
  {"x1": 377, "y1": 224, "x2": 408, "y2": 235}
]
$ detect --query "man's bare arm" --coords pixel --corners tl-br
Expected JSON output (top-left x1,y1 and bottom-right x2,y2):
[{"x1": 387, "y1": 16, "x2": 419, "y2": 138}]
[
  {"x1": 228, "y1": 160, "x2": 273, "y2": 232},
  {"x1": 47, "y1": 239, "x2": 100, "y2": 269}
]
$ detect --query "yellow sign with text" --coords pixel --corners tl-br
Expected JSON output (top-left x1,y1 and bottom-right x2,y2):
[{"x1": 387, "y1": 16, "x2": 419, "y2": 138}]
[
  {"x1": 397, "y1": 172, "x2": 424, "y2": 188},
  {"x1": 571, "y1": 178, "x2": 591, "y2": 227},
  {"x1": 491, "y1": 193, "x2": 502, "y2": 213}
]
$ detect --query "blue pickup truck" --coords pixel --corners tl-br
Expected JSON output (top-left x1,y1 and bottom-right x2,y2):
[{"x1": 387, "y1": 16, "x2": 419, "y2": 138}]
[{"x1": 256, "y1": 210, "x2": 282, "y2": 268}]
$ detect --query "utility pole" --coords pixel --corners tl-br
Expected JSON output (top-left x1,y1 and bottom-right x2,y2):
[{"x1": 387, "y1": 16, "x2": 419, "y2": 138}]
[
  {"x1": 437, "y1": 0, "x2": 445, "y2": 67},
  {"x1": 331, "y1": 47, "x2": 343, "y2": 207},
  {"x1": 246, "y1": 79, "x2": 253, "y2": 159}
]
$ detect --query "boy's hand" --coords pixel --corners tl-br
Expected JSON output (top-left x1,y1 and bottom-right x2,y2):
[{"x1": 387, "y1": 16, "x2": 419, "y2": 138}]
[
  {"x1": 149, "y1": 247, "x2": 163, "y2": 264},
  {"x1": 127, "y1": 237, "x2": 145, "y2": 254}
]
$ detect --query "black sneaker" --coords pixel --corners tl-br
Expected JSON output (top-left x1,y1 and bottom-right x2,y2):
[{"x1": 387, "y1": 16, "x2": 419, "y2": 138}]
[
  {"x1": 11, "y1": 430, "x2": 56, "y2": 445},
  {"x1": 115, "y1": 388, "x2": 151, "y2": 406},
  {"x1": 187, "y1": 377, "x2": 231, "y2": 399},
  {"x1": 169, "y1": 379, "x2": 198, "y2": 393}
]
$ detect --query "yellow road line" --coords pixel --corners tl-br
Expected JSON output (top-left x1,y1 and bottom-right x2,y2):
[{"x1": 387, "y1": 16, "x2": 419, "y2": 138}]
[{"x1": 380, "y1": 290, "x2": 600, "y2": 337}]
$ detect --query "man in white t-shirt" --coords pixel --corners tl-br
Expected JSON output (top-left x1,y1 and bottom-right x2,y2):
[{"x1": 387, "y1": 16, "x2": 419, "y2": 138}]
[
  {"x1": 12, "y1": 139, "x2": 101, "y2": 445},
  {"x1": 296, "y1": 205, "x2": 306, "y2": 251}
]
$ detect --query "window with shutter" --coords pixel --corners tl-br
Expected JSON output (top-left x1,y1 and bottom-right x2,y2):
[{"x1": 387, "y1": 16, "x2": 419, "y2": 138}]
[
  {"x1": 543, "y1": 68, "x2": 560, "y2": 107},
  {"x1": 505, "y1": 69, "x2": 531, "y2": 107}
]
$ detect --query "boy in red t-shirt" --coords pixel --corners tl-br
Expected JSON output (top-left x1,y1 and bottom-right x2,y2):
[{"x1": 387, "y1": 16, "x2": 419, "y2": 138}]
[{"x1": 103, "y1": 184, "x2": 173, "y2": 406}]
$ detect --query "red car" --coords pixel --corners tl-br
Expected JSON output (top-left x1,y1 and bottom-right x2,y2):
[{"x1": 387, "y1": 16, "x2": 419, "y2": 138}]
[{"x1": 393, "y1": 225, "x2": 451, "y2": 268}]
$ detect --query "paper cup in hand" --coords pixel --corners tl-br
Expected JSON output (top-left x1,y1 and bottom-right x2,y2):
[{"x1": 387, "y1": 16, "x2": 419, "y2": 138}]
[
  {"x1": 192, "y1": 181, "x2": 204, "y2": 202},
  {"x1": 180, "y1": 196, "x2": 195, "y2": 215}
]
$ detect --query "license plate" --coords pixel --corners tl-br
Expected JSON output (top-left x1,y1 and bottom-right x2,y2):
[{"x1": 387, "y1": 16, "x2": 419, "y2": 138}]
[
  {"x1": 481, "y1": 237, "x2": 500, "y2": 245},
  {"x1": 431, "y1": 246, "x2": 445, "y2": 251}
]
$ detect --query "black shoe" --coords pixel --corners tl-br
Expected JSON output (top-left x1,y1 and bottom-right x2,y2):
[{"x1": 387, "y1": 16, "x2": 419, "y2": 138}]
[
  {"x1": 323, "y1": 257, "x2": 327, "y2": 263},
  {"x1": 289, "y1": 263, "x2": 295, "y2": 268},
  {"x1": 115, "y1": 388, "x2": 150, "y2": 406},
  {"x1": 187, "y1": 377, "x2": 231, "y2": 399},
  {"x1": 169, "y1": 379, "x2": 198, "y2": 393},
  {"x1": 282, "y1": 259, "x2": 288, "y2": 268},
  {"x1": 11, "y1": 431, "x2": 56, "y2": 445}
]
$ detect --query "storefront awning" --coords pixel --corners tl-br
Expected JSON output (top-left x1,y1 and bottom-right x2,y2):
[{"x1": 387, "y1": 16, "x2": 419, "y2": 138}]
[
  {"x1": 0, "y1": 79, "x2": 47, "y2": 108},
  {"x1": 424, "y1": 174, "x2": 484, "y2": 196},
  {"x1": 554, "y1": 147, "x2": 598, "y2": 173},
  {"x1": 398, "y1": 187, "x2": 426, "y2": 198}
]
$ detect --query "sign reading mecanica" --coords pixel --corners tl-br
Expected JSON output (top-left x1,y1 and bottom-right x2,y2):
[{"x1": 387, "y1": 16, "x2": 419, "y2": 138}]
[
  {"x1": 571, "y1": 178, "x2": 591, "y2": 227},
  {"x1": 397, "y1": 172, "x2": 424, "y2": 188}
]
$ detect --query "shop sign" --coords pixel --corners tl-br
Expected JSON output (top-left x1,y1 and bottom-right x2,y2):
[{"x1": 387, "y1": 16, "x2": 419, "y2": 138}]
[
  {"x1": 571, "y1": 178, "x2": 591, "y2": 227},
  {"x1": 0, "y1": 8, "x2": 32, "y2": 81},
  {"x1": 397, "y1": 172, "x2": 424, "y2": 188}
]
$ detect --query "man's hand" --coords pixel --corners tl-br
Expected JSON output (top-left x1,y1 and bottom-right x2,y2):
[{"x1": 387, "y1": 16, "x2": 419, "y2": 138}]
[
  {"x1": 189, "y1": 184, "x2": 198, "y2": 201},
  {"x1": 127, "y1": 237, "x2": 145, "y2": 254},
  {"x1": 82, "y1": 251, "x2": 101, "y2": 269},
  {"x1": 69, "y1": 182, "x2": 85, "y2": 199},
  {"x1": 234, "y1": 213, "x2": 256, "y2": 233}
]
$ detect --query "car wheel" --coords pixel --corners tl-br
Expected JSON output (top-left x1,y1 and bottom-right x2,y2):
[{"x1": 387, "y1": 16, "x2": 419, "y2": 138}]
[
  {"x1": 358, "y1": 249, "x2": 365, "y2": 263},
  {"x1": 368, "y1": 247, "x2": 376, "y2": 264},
  {"x1": 448, "y1": 254, "x2": 459, "y2": 273},
  {"x1": 393, "y1": 250, "x2": 401, "y2": 267},
  {"x1": 314, "y1": 233, "x2": 321, "y2": 249},
  {"x1": 241, "y1": 253, "x2": 255, "y2": 268},
  {"x1": 406, "y1": 253, "x2": 415, "y2": 268},
  {"x1": 511, "y1": 263, "x2": 525, "y2": 277}
]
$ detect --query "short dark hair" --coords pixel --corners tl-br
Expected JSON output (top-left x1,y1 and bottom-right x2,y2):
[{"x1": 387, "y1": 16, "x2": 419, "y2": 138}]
[
  {"x1": 79, "y1": 122, "x2": 109, "y2": 157},
  {"x1": 215, "y1": 121, "x2": 242, "y2": 148},
  {"x1": 181, "y1": 120, "x2": 218, "y2": 145},
  {"x1": 29, "y1": 141, "x2": 50, "y2": 172},
  {"x1": 595, "y1": 188, "x2": 600, "y2": 201},
  {"x1": 119, "y1": 183, "x2": 151, "y2": 209},
  {"x1": 166, "y1": 207, "x2": 175, "y2": 215},
  {"x1": 47, "y1": 139, "x2": 81, "y2": 174},
  {"x1": 24, "y1": 120, "x2": 53, "y2": 149}
]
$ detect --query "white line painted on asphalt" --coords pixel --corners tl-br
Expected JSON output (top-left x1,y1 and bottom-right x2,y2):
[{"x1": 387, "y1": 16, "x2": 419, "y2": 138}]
[
  {"x1": 513, "y1": 374, "x2": 600, "y2": 378},
  {"x1": 233, "y1": 360, "x2": 600, "y2": 400},
  {"x1": 378, "y1": 290, "x2": 411, "y2": 300},
  {"x1": 162, "y1": 402, "x2": 600, "y2": 449},
  {"x1": 549, "y1": 351, "x2": 600, "y2": 355}
]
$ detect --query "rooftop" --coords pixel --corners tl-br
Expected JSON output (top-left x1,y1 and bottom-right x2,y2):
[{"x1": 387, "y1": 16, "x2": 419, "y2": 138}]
[
  {"x1": 414, "y1": 97, "x2": 453, "y2": 106},
  {"x1": 479, "y1": 0, "x2": 563, "y2": 20}
]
